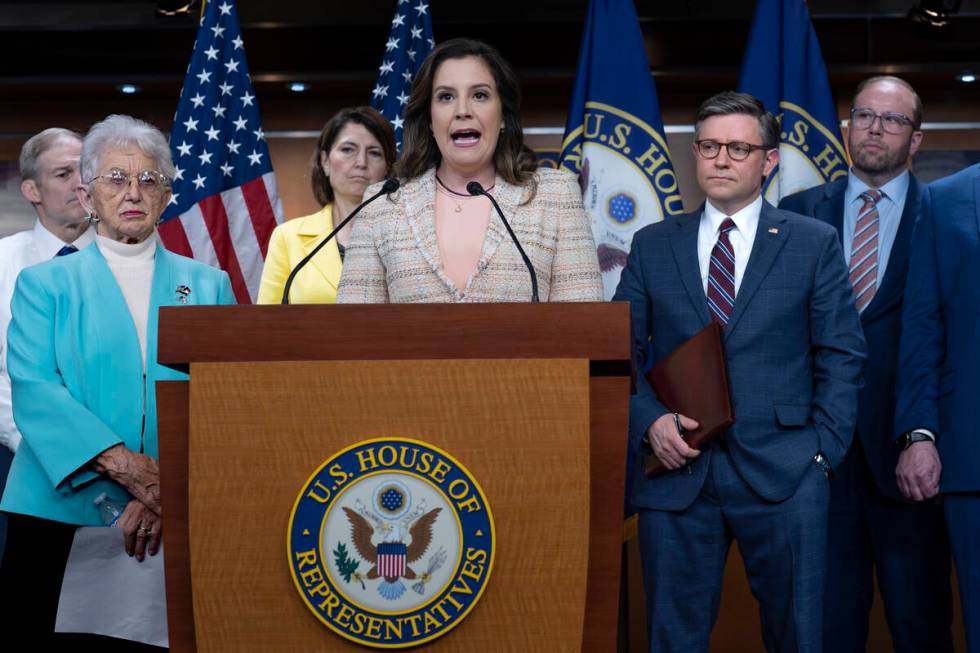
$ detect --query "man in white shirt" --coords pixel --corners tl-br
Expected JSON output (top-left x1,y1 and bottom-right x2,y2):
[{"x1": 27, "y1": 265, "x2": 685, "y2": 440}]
[{"x1": 0, "y1": 128, "x2": 94, "y2": 556}]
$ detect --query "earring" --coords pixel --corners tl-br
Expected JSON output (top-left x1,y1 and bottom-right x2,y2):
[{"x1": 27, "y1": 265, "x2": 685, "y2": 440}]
[
  {"x1": 155, "y1": 216, "x2": 163, "y2": 226},
  {"x1": 88, "y1": 214, "x2": 100, "y2": 223}
]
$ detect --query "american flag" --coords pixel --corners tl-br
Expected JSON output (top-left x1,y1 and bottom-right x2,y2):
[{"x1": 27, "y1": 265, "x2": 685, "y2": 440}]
[
  {"x1": 370, "y1": 0, "x2": 435, "y2": 151},
  {"x1": 159, "y1": 0, "x2": 283, "y2": 304},
  {"x1": 377, "y1": 541, "x2": 407, "y2": 578}
]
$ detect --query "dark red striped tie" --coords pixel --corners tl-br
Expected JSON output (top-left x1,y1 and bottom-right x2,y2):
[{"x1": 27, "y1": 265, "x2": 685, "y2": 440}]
[
  {"x1": 707, "y1": 218, "x2": 737, "y2": 326},
  {"x1": 849, "y1": 190, "x2": 881, "y2": 312}
]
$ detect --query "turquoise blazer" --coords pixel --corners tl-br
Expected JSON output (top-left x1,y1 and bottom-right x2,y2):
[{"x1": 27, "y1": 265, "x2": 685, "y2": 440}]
[{"x1": 0, "y1": 242, "x2": 235, "y2": 525}]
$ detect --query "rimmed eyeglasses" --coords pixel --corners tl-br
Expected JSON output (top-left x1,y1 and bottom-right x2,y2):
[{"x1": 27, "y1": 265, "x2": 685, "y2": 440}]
[
  {"x1": 849, "y1": 108, "x2": 915, "y2": 134},
  {"x1": 88, "y1": 168, "x2": 172, "y2": 195},
  {"x1": 694, "y1": 140, "x2": 771, "y2": 162}
]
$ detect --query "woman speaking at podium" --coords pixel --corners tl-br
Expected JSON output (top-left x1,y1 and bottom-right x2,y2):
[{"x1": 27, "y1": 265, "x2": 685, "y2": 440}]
[
  {"x1": 337, "y1": 38, "x2": 602, "y2": 304},
  {"x1": 257, "y1": 106, "x2": 396, "y2": 304}
]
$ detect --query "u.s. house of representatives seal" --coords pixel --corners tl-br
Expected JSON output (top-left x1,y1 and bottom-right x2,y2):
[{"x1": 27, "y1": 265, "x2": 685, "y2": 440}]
[{"x1": 287, "y1": 438, "x2": 495, "y2": 648}]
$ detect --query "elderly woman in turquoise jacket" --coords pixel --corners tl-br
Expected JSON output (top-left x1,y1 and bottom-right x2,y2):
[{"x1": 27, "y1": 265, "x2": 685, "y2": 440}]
[{"x1": 0, "y1": 114, "x2": 235, "y2": 647}]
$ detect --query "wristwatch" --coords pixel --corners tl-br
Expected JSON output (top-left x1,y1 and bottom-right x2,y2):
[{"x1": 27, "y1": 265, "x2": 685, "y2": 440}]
[
  {"x1": 813, "y1": 452, "x2": 832, "y2": 478},
  {"x1": 895, "y1": 431, "x2": 933, "y2": 450}
]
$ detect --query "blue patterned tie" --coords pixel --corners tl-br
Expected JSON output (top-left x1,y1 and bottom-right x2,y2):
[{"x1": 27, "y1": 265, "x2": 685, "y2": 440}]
[
  {"x1": 56, "y1": 245, "x2": 78, "y2": 257},
  {"x1": 707, "y1": 218, "x2": 737, "y2": 325}
]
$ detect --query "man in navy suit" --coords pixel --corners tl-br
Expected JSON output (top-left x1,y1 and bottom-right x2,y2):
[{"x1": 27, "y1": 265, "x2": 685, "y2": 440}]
[
  {"x1": 614, "y1": 91, "x2": 865, "y2": 652},
  {"x1": 896, "y1": 158, "x2": 980, "y2": 652},
  {"x1": 780, "y1": 76, "x2": 953, "y2": 653}
]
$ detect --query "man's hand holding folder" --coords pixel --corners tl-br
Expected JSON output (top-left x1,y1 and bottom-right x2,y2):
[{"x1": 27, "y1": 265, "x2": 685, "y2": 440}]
[
  {"x1": 647, "y1": 412, "x2": 701, "y2": 470},
  {"x1": 643, "y1": 322, "x2": 734, "y2": 478}
]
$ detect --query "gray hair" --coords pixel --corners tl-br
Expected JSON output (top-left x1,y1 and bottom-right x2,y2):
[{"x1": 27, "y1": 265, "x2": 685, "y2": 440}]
[
  {"x1": 19, "y1": 127, "x2": 83, "y2": 181},
  {"x1": 80, "y1": 114, "x2": 175, "y2": 187},
  {"x1": 694, "y1": 91, "x2": 780, "y2": 150}
]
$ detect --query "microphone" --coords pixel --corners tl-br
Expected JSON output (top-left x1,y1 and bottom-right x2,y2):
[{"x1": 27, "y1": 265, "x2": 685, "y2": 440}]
[
  {"x1": 281, "y1": 178, "x2": 400, "y2": 304},
  {"x1": 466, "y1": 181, "x2": 539, "y2": 303}
]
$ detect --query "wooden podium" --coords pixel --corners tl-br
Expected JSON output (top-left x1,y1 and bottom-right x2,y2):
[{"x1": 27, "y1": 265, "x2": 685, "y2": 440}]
[{"x1": 156, "y1": 303, "x2": 631, "y2": 652}]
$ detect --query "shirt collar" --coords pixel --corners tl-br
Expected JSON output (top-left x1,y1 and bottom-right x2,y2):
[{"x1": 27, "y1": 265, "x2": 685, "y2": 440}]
[
  {"x1": 845, "y1": 169, "x2": 910, "y2": 207},
  {"x1": 31, "y1": 219, "x2": 95, "y2": 259},
  {"x1": 703, "y1": 195, "x2": 763, "y2": 236}
]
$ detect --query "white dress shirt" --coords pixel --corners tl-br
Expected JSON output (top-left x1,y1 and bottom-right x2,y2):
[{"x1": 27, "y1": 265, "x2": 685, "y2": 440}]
[
  {"x1": 0, "y1": 220, "x2": 94, "y2": 451},
  {"x1": 698, "y1": 195, "x2": 763, "y2": 296}
]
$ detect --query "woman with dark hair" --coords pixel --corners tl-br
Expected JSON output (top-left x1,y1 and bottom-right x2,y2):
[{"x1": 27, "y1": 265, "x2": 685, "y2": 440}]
[
  {"x1": 257, "y1": 106, "x2": 396, "y2": 304},
  {"x1": 337, "y1": 38, "x2": 602, "y2": 303}
]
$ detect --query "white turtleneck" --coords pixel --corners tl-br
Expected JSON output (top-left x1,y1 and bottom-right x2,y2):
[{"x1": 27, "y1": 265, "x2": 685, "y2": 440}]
[{"x1": 95, "y1": 233, "x2": 157, "y2": 369}]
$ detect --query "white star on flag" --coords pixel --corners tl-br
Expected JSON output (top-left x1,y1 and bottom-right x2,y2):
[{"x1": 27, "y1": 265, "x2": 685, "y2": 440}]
[
  {"x1": 370, "y1": 0, "x2": 434, "y2": 153},
  {"x1": 160, "y1": 0, "x2": 284, "y2": 305}
]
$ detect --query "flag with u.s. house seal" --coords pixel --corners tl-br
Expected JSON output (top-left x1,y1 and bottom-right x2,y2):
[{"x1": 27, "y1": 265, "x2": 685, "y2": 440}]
[
  {"x1": 559, "y1": 0, "x2": 685, "y2": 300},
  {"x1": 737, "y1": 0, "x2": 849, "y2": 202},
  {"x1": 287, "y1": 437, "x2": 495, "y2": 648}
]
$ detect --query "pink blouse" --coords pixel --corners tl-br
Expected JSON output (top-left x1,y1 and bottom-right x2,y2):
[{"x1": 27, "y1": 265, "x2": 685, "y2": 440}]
[{"x1": 434, "y1": 184, "x2": 491, "y2": 294}]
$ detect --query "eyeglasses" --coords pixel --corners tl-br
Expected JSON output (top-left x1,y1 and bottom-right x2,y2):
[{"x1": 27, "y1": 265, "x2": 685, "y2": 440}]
[
  {"x1": 849, "y1": 108, "x2": 915, "y2": 134},
  {"x1": 694, "y1": 140, "x2": 770, "y2": 162},
  {"x1": 88, "y1": 168, "x2": 171, "y2": 195}
]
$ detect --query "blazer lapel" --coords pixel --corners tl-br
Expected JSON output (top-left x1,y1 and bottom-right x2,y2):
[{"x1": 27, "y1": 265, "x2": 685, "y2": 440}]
[
  {"x1": 974, "y1": 168, "x2": 980, "y2": 242},
  {"x1": 725, "y1": 202, "x2": 789, "y2": 338},
  {"x1": 405, "y1": 169, "x2": 458, "y2": 294},
  {"x1": 298, "y1": 205, "x2": 342, "y2": 291},
  {"x1": 862, "y1": 175, "x2": 920, "y2": 322},
  {"x1": 146, "y1": 243, "x2": 174, "y2": 368},
  {"x1": 87, "y1": 245, "x2": 143, "y2": 371},
  {"x1": 669, "y1": 211, "x2": 711, "y2": 327},
  {"x1": 816, "y1": 180, "x2": 846, "y2": 241},
  {"x1": 476, "y1": 174, "x2": 520, "y2": 276}
]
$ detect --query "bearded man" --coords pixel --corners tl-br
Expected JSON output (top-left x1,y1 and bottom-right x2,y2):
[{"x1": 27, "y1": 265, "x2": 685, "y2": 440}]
[{"x1": 780, "y1": 76, "x2": 954, "y2": 653}]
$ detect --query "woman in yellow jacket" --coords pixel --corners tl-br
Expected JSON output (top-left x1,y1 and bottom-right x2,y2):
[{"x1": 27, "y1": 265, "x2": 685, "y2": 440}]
[{"x1": 257, "y1": 106, "x2": 396, "y2": 304}]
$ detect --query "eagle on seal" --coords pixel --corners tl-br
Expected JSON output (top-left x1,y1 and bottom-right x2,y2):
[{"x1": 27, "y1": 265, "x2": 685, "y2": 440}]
[{"x1": 342, "y1": 506, "x2": 441, "y2": 600}]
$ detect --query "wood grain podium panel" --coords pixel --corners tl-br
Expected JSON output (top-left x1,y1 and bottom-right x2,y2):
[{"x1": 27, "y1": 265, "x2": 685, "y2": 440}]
[{"x1": 187, "y1": 358, "x2": 591, "y2": 652}]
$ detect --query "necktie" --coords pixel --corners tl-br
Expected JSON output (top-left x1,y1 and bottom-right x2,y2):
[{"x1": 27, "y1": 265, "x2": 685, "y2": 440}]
[
  {"x1": 56, "y1": 245, "x2": 78, "y2": 257},
  {"x1": 849, "y1": 190, "x2": 882, "y2": 312},
  {"x1": 707, "y1": 218, "x2": 737, "y2": 326}
]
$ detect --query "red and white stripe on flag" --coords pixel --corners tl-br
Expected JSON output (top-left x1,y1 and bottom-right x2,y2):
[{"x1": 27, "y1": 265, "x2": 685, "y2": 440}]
[
  {"x1": 159, "y1": 171, "x2": 282, "y2": 303},
  {"x1": 377, "y1": 552, "x2": 406, "y2": 578}
]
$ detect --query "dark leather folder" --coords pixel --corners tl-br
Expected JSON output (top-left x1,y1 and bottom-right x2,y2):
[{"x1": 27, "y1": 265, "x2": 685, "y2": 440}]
[{"x1": 643, "y1": 322, "x2": 734, "y2": 478}]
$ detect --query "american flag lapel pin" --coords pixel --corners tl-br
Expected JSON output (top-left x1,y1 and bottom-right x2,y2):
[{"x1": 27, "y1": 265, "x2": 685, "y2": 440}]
[{"x1": 768, "y1": 227, "x2": 779, "y2": 234}]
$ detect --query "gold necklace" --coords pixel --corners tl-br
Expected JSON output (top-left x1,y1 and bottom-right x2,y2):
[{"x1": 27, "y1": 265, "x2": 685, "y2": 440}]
[{"x1": 435, "y1": 174, "x2": 493, "y2": 213}]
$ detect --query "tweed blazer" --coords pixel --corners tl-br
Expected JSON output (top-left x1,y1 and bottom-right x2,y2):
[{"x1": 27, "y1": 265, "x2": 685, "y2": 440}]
[{"x1": 336, "y1": 167, "x2": 602, "y2": 303}]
